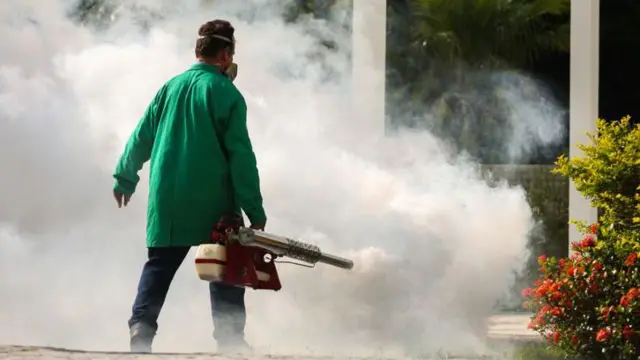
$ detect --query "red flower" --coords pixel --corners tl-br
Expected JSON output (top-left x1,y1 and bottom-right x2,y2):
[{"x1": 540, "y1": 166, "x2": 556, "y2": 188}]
[
  {"x1": 620, "y1": 295, "x2": 631, "y2": 308},
  {"x1": 590, "y1": 223, "x2": 599, "y2": 234},
  {"x1": 534, "y1": 313, "x2": 546, "y2": 326},
  {"x1": 592, "y1": 261, "x2": 603, "y2": 272},
  {"x1": 580, "y1": 234, "x2": 596, "y2": 248},
  {"x1": 623, "y1": 325, "x2": 636, "y2": 340},
  {"x1": 567, "y1": 266, "x2": 585, "y2": 277},
  {"x1": 621, "y1": 288, "x2": 639, "y2": 308},
  {"x1": 558, "y1": 258, "x2": 566, "y2": 269},
  {"x1": 538, "y1": 255, "x2": 547, "y2": 265},
  {"x1": 535, "y1": 280, "x2": 553, "y2": 297},
  {"x1": 551, "y1": 331, "x2": 561, "y2": 344},
  {"x1": 596, "y1": 328, "x2": 611, "y2": 342},
  {"x1": 601, "y1": 306, "x2": 616, "y2": 321},
  {"x1": 571, "y1": 334, "x2": 579, "y2": 345},
  {"x1": 521, "y1": 288, "x2": 533, "y2": 298},
  {"x1": 625, "y1": 252, "x2": 637, "y2": 267}
]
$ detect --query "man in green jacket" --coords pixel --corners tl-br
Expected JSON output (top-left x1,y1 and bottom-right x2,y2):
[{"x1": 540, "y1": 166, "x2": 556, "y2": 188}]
[{"x1": 112, "y1": 19, "x2": 266, "y2": 354}]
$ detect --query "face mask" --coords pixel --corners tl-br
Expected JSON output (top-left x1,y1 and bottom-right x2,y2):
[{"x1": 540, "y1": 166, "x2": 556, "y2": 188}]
[
  {"x1": 203, "y1": 34, "x2": 238, "y2": 82},
  {"x1": 226, "y1": 63, "x2": 238, "y2": 82}
]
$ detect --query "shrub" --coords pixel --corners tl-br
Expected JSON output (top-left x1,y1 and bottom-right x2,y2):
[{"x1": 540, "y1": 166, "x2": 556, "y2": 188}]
[
  {"x1": 522, "y1": 116, "x2": 640, "y2": 360},
  {"x1": 554, "y1": 116, "x2": 640, "y2": 231},
  {"x1": 523, "y1": 226, "x2": 639, "y2": 359}
]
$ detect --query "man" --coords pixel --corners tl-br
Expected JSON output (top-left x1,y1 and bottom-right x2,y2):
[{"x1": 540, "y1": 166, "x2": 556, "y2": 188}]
[{"x1": 112, "y1": 19, "x2": 266, "y2": 354}]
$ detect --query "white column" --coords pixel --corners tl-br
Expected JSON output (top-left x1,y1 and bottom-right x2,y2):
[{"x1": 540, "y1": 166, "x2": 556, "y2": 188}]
[
  {"x1": 569, "y1": 0, "x2": 600, "y2": 249},
  {"x1": 351, "y1": 0, "x2": 387, "y2": 136}
]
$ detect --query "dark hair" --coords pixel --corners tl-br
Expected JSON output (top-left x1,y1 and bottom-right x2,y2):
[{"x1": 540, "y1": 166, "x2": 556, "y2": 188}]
[{"x1": 195, "y1": 20, "x2": 235, "y2": 59}]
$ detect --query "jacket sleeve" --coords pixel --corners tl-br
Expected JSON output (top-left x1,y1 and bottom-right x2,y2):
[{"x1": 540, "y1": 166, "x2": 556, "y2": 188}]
[
  {"x1": 112, "y1": 92, "x2": 161, "y2": 195},
  {"x1": 223, "y1": 94, "x2": 267, "y2": 225}
]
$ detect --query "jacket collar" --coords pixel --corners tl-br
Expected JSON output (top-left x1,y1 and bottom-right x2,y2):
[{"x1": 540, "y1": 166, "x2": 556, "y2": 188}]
[{"x1": 189, "y1": 62, "x2": 224, "y2": 76}]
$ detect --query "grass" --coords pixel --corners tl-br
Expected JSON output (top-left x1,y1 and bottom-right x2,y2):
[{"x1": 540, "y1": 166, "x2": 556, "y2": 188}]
[
  {"x1": 461, "y1": 337, "x2": 586, "y2": 360},
  {"x1": 411, "y1": 341, "x2": 582, "y2": 359},
  {"x1": 511, "y1": 342, "x2": 582, "y2": 360}
]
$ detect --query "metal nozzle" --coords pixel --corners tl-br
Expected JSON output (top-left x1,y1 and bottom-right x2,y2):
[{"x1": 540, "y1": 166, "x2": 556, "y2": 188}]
[{"x1": 234, "y1": 228, "x2": 354, "y2": 270}]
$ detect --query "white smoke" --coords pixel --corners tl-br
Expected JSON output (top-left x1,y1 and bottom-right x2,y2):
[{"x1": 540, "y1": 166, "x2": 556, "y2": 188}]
[{"x1": 0, "y1": 0, "x2": 547, "y2": 357}]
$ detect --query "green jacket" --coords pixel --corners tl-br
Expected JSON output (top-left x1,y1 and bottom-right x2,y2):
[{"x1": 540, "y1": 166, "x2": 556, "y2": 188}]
[{"x1": 113, "y1": 62, "x2": 266, "y2": 248}]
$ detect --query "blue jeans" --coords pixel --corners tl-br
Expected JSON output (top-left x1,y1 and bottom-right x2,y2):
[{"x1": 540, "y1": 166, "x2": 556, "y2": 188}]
[{"x1": 128, "y1": 246, "x2": 246, "y2": 344}]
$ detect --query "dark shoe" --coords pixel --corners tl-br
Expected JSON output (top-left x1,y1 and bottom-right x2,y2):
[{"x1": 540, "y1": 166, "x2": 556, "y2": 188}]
[
  {"x1": 129, "y1": 322, "x2": 156, "y2": 353},
  {"x1": 217, "y1": 338, "x2": 253, "y2": 354}
]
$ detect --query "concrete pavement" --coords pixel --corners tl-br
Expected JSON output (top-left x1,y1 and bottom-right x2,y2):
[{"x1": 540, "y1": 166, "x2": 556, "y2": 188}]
[
  {"x1": 486, "y1": 313, "x2": 539, "y2": 341},
  {"x1": 0, "y1": 314, "x2": 541, "y2": 359}
]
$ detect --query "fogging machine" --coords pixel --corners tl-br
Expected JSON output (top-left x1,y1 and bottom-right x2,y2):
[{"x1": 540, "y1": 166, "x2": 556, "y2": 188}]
[{"x1": 195, "y1": 214, "x2": 354, "y2": 290}]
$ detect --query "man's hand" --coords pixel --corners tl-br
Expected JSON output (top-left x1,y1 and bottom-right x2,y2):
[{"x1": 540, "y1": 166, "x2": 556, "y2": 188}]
[
  {"x1": 250, "y1": 223, "x2": 266, "y2": 231},
  {"x1": 113, "y1": 190, "x2": 132, "y2": 208}
]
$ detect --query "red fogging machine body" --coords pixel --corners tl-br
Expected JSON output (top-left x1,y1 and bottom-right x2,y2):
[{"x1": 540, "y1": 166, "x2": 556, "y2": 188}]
[{"x1": 194, "y1": 214, "x2": 354, "y2": 291}]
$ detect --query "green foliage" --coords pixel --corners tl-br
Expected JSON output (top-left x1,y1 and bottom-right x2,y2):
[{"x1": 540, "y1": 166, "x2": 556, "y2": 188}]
[
  {"x1": 409, "y1": 0, "x2": 570, "y2": 68},
  {"x1": 513, "y1": 341, "x2": 572, "y2": 360},
  {"x1": 388, "y1": 0, "x2": 570, "y2": 82},
  {"x1": 283, "y1": 0, "x2": 347, "y2": 22},
  {"x1": 68, "y1": 0, "x2": 165, "y2": 31},
  {"x1": 522, "y1": 117, "x2": 640, "y2": 359},
  {"x1": 523, "y1": 229, "x2": 640, "y2": 359},
  {"x1": 554, "y1": 116, "x2": 640, "y2": 232},
  {"x1": 386, "y1": 0, "x2": 570, "y2": 164},
  {"x1": 68, "y1": 0, "x2": 119, "y2": 29}
]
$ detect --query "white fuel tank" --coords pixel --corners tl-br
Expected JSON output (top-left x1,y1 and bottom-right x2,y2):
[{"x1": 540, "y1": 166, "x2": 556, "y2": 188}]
[
  {"x1": 194, "y1": 243, "x2": 272, "y2": 283},
  {"x1": 194, "y1": 244, "x2": 227, "y2": 282}
]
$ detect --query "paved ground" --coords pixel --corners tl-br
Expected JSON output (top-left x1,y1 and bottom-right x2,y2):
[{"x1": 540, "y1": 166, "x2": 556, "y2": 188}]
[
  {"x1": 486, "y1": 313, "x2": 537, "y2": 340},
  {"x1": 0, "y1": 314, "x2": 538, "y2": 359},
  {"x1": 0, "y1": 346, "x2": 411, "y2": 360}
]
